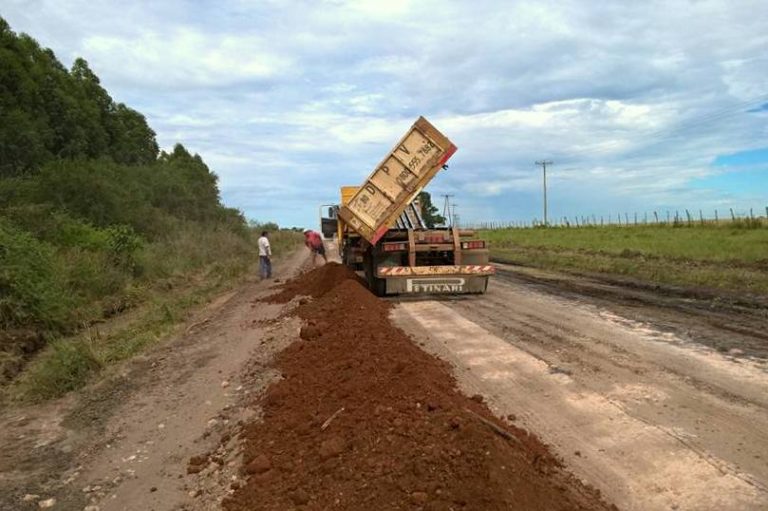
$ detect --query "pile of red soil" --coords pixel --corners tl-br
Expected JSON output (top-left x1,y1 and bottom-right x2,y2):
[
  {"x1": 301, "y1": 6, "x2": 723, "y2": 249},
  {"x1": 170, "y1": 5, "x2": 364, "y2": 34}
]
[
  {"x1": 263, "y1": 262, "x2": 363, "y2": 303},
  {"x1": 224, "y1": 266, "x2": 615, "y2": 510}
]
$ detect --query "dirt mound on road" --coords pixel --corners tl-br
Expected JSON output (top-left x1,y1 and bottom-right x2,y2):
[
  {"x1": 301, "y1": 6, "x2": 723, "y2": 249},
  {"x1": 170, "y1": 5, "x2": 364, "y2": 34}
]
[
  {"x1": 225, "y1": 270, "x2": 615, "y2": 510},
  {"x1": 263, "y1": 262, "x2": 363, "y2": 303}
]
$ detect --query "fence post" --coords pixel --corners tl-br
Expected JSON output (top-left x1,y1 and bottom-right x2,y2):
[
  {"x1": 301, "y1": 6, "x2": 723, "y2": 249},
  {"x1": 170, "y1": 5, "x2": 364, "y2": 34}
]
[
  {"x1": 730, "y1": 208, "x2": 736, "y2": 221},
  {"x1": 750, "y1": 208, "x2": 754, "y2": 220},
  {"x1": 653, "y1": 211, "x2": 658, "y2": 224},
  {"x1": 715, "y1": 209, "x2": 718, "y2": 223},
  {"x1": 699, "y1": 209, "x2": 704, "y2": 226},
  {"x1": 685, "y1": 209, "x2": 692, "y2": 226}
]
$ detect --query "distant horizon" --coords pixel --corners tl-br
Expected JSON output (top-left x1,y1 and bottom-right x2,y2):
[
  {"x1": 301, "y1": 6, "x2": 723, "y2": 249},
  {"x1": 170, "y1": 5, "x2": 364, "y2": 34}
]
[{"x1": 4, "y1": 0, "x2": 767, "y2": 228}]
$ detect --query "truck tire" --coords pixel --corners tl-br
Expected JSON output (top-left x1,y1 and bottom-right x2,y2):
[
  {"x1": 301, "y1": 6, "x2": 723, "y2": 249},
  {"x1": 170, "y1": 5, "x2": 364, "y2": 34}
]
[
  {"x1": 371, "y1": 276, "x2": 386, "y2": 297},
  {"x1": 362, "y1": 249, "x2": 386, "y2": 296}
]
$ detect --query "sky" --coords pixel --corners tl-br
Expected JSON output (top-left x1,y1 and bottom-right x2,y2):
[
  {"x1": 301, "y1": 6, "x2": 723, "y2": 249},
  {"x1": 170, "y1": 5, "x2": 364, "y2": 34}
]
[{"x1": 3, "y1": 0, "x2": 767, "y2": 228}]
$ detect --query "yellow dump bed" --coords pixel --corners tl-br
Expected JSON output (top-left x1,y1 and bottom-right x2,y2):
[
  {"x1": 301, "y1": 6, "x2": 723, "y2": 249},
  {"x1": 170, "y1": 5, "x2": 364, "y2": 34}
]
[{"x1": 337, "y1": 117, "x2": 457, "y2": 245}]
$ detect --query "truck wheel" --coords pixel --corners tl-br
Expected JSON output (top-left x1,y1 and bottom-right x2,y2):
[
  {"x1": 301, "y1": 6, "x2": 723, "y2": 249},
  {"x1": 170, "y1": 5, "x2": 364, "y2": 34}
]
[
  {"x1": 362, "y1": 249, "x2": 386, "y2": 296},
  {"x1": 371, "y1": 277, "x2": 386, "y2": 297}
]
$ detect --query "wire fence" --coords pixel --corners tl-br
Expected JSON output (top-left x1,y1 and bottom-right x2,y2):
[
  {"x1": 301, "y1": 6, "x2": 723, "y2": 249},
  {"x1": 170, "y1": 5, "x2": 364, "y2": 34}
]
[{"x1": 465, "y1": 206, "x2": 768, "y2": 230}]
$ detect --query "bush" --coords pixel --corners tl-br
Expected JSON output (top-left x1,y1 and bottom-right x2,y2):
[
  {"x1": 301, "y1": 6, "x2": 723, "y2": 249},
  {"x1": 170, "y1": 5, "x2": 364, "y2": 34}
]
[
  {"x1": 3, "y1": 204, "x2": 112, "y2": 250},
  {"x1": 0, "y1": 220, "x2": 73, "y2": 330},
  {"x1": 59, "y1": 248, "x2": 129, "y2": 308},
  {"x1": 105, "y1": 225, "x2": 143, "y2": 271}
]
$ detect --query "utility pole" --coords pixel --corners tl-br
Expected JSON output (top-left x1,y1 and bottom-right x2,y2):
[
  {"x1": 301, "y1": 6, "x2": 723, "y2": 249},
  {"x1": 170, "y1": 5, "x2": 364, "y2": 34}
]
[
  {"x1": 535, "y1": 160, "x2": 553, "y2": 226},
  {"x1": 451, "y1": 203, "x2": 459, "y2": 229},
  {"x1": 441, "y1": 194, "x2": 455, "y2": 226}
]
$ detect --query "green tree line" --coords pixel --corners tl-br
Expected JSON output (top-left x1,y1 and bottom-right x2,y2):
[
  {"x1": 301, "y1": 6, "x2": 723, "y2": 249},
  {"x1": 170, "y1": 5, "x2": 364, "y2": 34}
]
[
  {"x1": 0, "y1": 17, "x2": 282, "y2": 384},
  {"x1": 0, "y1": 17, "x2": 158, "y2": 175}
]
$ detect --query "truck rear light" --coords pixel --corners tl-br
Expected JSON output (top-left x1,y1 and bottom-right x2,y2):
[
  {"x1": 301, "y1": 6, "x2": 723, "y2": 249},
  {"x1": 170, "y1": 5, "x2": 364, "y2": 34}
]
[
  {"x1": 383, "y1": 242, "x2": 408, "y2": 252},
  {"x1": 461, "y1": 240, "x2": 486, "y2": 249}
]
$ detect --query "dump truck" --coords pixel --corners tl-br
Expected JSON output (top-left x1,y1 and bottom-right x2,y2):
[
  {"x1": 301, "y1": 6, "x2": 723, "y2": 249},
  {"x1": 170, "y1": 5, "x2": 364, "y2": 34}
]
[{"x1": 321, "y1": 117, "x2": 494, "y2": 295}]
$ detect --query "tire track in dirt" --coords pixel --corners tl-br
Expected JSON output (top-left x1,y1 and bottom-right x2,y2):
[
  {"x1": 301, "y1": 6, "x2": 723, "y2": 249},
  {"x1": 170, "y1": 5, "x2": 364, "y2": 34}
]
[
  {"x1": 391, "y1": 268, "x2": 768, "y2": 510},
  {"x1": 492, "y1": 264, "x2": 768, "y2": 356}
]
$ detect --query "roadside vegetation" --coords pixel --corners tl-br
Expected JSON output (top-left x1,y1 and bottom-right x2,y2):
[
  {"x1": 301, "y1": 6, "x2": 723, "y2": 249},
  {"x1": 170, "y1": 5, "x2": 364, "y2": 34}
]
[
  {"x1": 483, "y1": 222, "x2": 768, "y2": 295},
  {"x1": 0, "y1": 18, "x2": 303, "y2": 401}
]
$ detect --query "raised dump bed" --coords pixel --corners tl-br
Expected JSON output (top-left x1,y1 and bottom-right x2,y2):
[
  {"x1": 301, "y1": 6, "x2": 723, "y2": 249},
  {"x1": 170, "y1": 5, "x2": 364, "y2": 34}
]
[
  {"x1": 330, "y1": 116, "x2": 494, "y2": 295},
  {"x1": 338, "y1": 116, "x2": 457, "y2": 245}
]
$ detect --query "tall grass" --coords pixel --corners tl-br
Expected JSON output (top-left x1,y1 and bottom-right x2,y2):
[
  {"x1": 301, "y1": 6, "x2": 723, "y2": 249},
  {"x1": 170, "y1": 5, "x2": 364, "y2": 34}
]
[
  {"x1": 483, "y1": 224, "x2": 768, "y2": 294},
  {"x1": 484, "y1": 224, "x2": 768, "y2": 263},
  {"x1": 4, "y1": 223, "x2": 304, "y2": 401}
]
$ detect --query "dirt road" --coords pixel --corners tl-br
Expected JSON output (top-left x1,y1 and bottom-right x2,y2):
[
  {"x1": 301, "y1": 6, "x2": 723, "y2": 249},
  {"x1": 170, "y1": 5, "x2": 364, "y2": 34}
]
[
  {"x1": 0, "y1": 248, "x2": 311, "y2": 511},
  {"x1": 2, "y1": 249, "x2": 617, "y2": 511},
  {"x1": 4, "y1": 249, "x2": 767, "y2": 510},
  {"x1": 392, "y1": 262, "x2": 768, "y2": 511}
]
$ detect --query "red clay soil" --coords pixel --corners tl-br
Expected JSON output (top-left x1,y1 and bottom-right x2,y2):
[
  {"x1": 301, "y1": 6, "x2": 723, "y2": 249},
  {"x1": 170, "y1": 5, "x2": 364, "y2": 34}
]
[
  {"x1": 223, "y1": 265, "x2": 616, "y2": 511},
  {"x1": 263, "y1": 262, "x2": 363, "y2": 303}
]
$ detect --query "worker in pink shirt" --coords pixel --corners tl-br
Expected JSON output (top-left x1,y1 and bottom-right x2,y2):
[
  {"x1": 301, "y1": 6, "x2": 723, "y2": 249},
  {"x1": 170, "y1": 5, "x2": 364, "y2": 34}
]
[{"x1": 303, "y1": 229, "x2": 328, "y2": 266}]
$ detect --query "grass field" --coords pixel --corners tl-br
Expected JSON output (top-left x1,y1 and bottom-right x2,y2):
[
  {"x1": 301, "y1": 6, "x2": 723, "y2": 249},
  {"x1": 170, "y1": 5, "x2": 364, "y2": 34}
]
[{"x1": 482, "y1": 224, "x2": 768, "y2": 295}]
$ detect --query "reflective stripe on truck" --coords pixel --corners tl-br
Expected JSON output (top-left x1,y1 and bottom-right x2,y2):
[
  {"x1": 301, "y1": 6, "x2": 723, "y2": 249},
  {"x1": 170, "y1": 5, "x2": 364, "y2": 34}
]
[{"x1": 378, "y1": 265, "x2": 495, "y2": 277}]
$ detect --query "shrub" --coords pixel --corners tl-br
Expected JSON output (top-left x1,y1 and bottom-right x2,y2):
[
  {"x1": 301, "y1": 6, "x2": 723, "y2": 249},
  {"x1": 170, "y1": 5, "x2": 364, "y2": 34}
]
[
  {"x1": 105, "y1": 224, "x2": 143, "y2": 271},
  {"x1": 3, "y1": 205, "x2": 112, "y2": 250},
  {"x1": 0, "y1": 220, "x2": 73, "y2": 330}
]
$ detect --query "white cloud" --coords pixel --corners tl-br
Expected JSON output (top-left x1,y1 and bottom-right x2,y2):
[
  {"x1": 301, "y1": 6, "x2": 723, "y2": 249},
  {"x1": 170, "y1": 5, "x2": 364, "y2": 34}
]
[
  {"x1": 2, "y1": 0, "x2": 767, "y2": 226},
  {"x1": 82, "y1": 29, "x2": 291, "y2": 88}
]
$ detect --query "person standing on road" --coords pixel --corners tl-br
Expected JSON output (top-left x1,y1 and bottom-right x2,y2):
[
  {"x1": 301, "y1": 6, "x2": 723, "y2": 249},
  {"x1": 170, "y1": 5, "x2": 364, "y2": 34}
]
[
  {"x1": 304, "y1": 229, "x2": 327, "y2": 266},
  {"x1": 258, "y1": 230, "x2": 272, "y2": 280}
]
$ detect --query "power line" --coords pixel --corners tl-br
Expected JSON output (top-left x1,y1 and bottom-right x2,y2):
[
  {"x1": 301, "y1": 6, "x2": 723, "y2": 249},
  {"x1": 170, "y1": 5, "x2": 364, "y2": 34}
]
[
  {"x1": 451, "y1": 203, "x2": 459, "y2": 228},
  {"x1": 535, "y1": 160, "x2": 553, "y2": 226},
  {"x1": 441, "y1": 194, "x2": 455, "y2": 226}
]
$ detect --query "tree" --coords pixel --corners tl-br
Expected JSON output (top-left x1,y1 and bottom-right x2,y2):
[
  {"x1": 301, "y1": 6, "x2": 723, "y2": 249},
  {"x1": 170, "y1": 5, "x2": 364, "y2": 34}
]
[
  {"x1": 0, "y1": 19, "x2": 159, "y2": 175},
  {"x1": 109, "y1": 104, "x2": 159, "y2": 165},
  {"x1": 417, "y1": 191, "x2": 445, "y2": 228}
]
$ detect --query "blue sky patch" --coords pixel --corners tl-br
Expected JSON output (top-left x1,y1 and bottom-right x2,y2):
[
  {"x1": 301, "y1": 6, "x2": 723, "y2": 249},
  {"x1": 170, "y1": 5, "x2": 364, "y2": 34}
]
[
  {"x1": 692, "y1": 167, "x2": 768, "y2": 195},
  {"x1": 714, "y1": 147, "x2": 768, "y2": 167}
]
